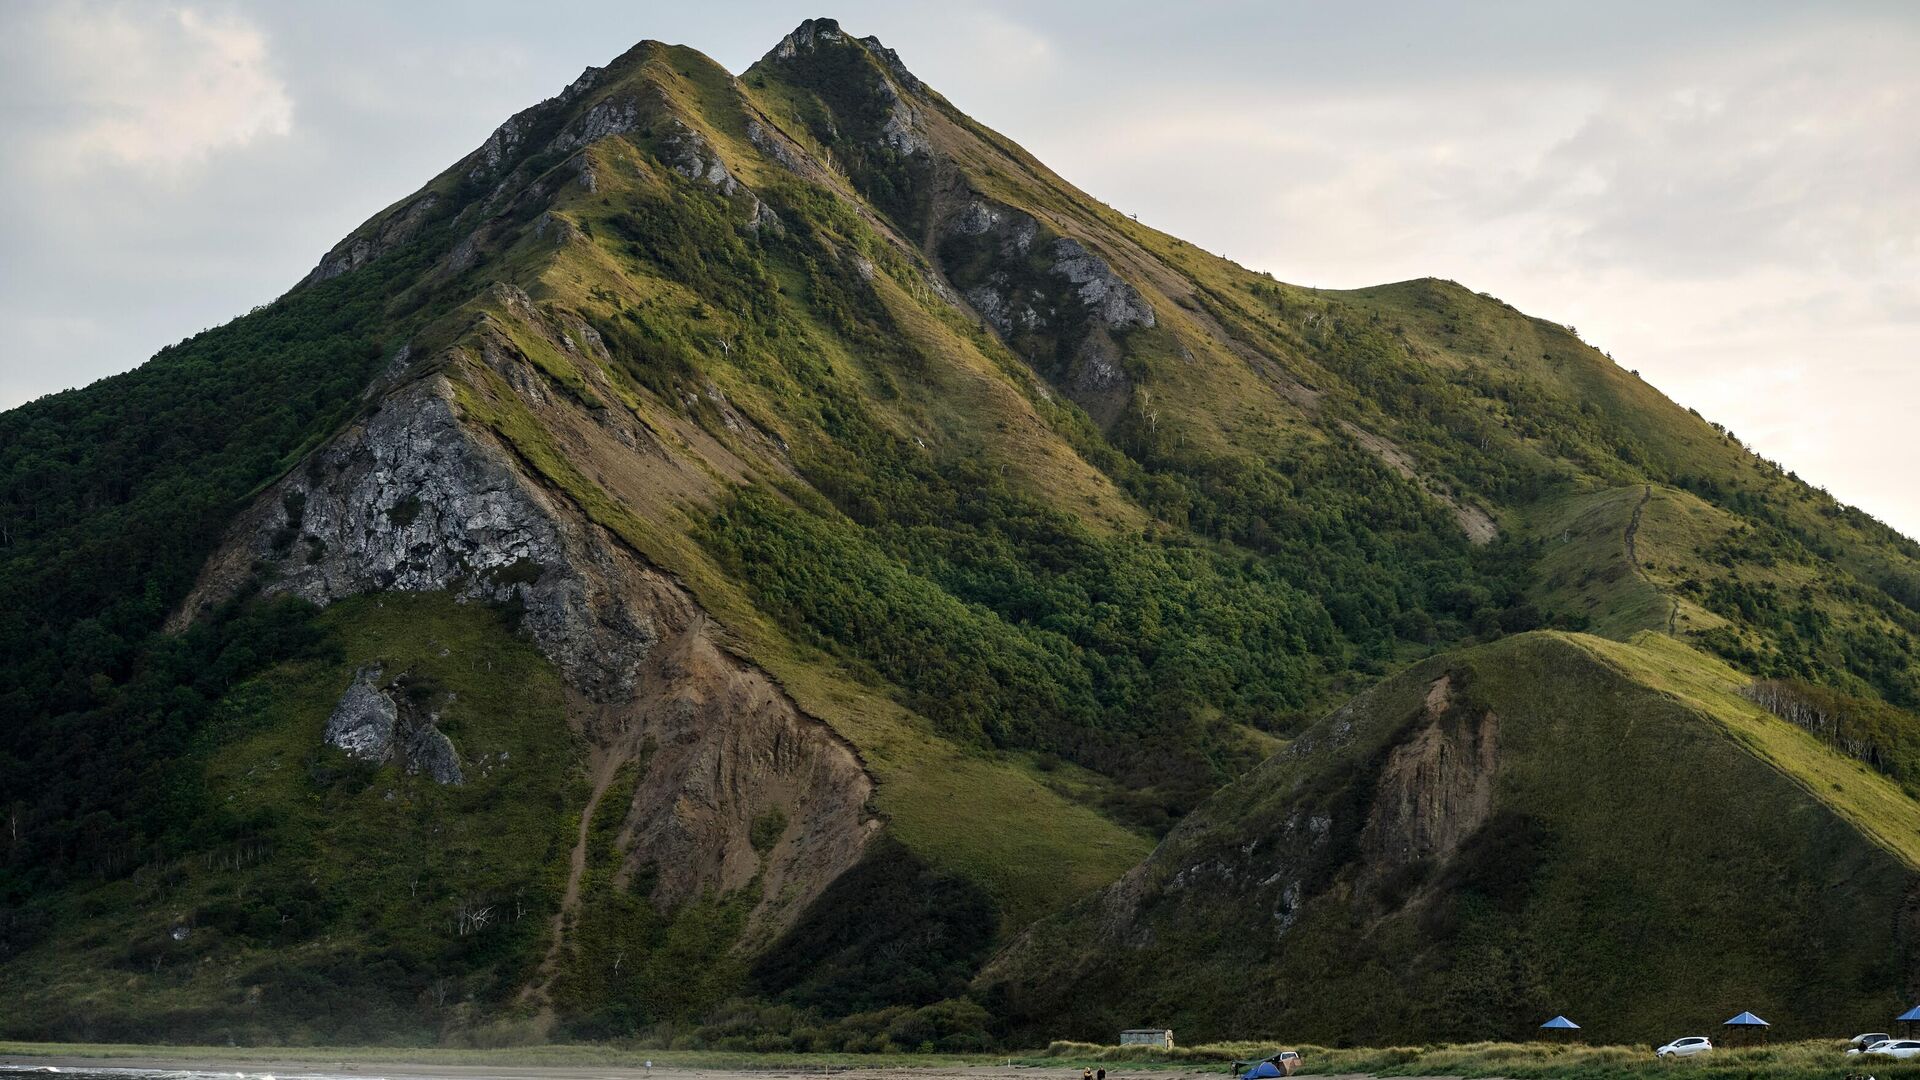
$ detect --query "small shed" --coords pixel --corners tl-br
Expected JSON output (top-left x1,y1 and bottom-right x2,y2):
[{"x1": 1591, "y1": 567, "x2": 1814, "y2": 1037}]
[
  {"x1": 1723, "y1": 1011, "x2": 1770, "y2": 1045},
  {"x1": 1120, "y1": 1028, "x2": 1175, "y2": 1049}
]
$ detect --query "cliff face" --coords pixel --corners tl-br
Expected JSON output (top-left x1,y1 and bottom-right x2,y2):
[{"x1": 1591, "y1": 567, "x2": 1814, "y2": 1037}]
[{"x1": 173, "y1": 352, "x2": 878, "y2": 1014}]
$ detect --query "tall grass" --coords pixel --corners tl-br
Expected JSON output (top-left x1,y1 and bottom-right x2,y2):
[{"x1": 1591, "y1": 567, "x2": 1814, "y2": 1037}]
[{"x1": 1041, "y1": 1039, "x2": 1919, "y2": 1080}]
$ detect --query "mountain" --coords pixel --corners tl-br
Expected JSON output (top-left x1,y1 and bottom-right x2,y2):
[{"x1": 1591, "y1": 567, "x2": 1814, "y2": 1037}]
[{"x1": 4, "y1": 17, "x2": 1920, "y2": 1047}]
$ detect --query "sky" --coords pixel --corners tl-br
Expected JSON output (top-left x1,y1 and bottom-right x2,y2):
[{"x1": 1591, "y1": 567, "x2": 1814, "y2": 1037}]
[{"x1": 2, "y1": 1, "x2": 1916, "y2": 536}]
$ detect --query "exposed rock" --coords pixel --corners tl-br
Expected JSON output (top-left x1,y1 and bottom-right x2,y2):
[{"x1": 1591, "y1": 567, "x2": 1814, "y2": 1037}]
[
  {"x1": 663, "y1": 123, "x2": 741, "y2": 195},
  {"x1": 550, "y1": 95, "x2": 641, "y2": 154},
  {"x1": 964, "y1": 281, "x2": 1017, "y2": 336},
  {"x1": 1071, "y1": 338, "x2": 1127, "y2": 395},
  {"x1": 745, "y1": 119, "x2": 817, "y2": 179},
  {"x1": 465, "y1": 67, "x2": 601, "y2": 183},
  {"x1": 949, "y1": 200, "x2": 1002, "y2": 237},
  {"x1": 174, "y1": 335, "x2": 877, "y2": 952},
  {"x1": 303, "y1": 193, "x2": 441, "y2": 286},
  {"x1": 859, "y1": 34, "x2": 924, "y2": 92},
  {"x1": 322, "y1": 664, "x2": 465, "y2": 784},
  {"x1": 1358, "y1": 677, "x2": 1499, "y2": 882},
  {"x1": 472, "y1": 114, "x2": 528, "y2": 180},
  {"x1": 401, "y1": 717, "x2": 465, "y2": 784},
  {"x1": 744, "y1": 198, "x2": 782, "y2": 234},
  {"x1": 875, "y1": 80, "x2": 931, "y2": 156},
  {"x1": 1051, "y1": 237, "x2": 1155, "y2": 329},
  {"x1": 325, "y1": 665, "x2": 398, "y2": 762},
  {"x1": 770, "y1": 17, "x2": 848, "y2": 59}
]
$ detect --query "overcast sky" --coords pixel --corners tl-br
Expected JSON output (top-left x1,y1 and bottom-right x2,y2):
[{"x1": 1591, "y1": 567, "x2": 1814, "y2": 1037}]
[{"x1": 2, "y1": 1, "x2": 1915, "y2": 536}]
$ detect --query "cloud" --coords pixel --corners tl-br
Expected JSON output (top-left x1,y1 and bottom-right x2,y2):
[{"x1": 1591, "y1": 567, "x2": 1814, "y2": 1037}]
[{"x1": 28, "y1": 3, "x2": 293, "y2": 174}]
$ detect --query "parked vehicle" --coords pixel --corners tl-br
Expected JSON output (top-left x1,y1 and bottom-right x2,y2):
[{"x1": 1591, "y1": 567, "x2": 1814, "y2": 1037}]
[
  {"x1": 1657, "y1": 1037, "x2": 1713, "y2": 1058},
  {"x1": 1851, "y1": 1033, "x2": 1893, "y2": 1049},
  {"x1": 1847, "y1": 1038, "x2": 1894, "y2": 1056},
  {"x1": 1856, "y1": 1040, "x2": 1920, "y2": 1059},
  {"x1": 1233, "y1": 1051, "x2": 1302, "y2": 1078}
]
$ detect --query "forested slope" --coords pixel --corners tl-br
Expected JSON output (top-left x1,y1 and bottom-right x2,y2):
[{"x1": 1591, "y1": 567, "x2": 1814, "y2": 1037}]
[{"x1": 3, "y1": 17, "x2": 1918, "y2": 1046}]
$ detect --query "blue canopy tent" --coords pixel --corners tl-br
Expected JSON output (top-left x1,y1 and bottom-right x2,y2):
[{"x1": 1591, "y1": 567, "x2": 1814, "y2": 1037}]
[
  {"x1": 1724, "y1": 1011, "x2": 1771, "y2": 1045},
  {"x1": 1897, "y1": 1005, "x2": 1920, "y2": 1035},
  {"x1": 1539, "y1": 1016, "x2": 1581, "y2": 1042}
]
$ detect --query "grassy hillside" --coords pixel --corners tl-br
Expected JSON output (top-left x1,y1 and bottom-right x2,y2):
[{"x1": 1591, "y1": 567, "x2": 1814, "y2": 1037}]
[
  {"x1": 3, "y1": 15, "x2": 1919, "y2": 1046},
  {"x1": 987, "y1": 631, "x2": 1920, "y2": 1045},
  {"x1": 2, "y1": 594, "x2": 582, "y2": 1043}
]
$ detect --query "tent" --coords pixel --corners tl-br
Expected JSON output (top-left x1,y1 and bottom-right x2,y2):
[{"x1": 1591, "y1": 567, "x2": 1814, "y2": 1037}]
[
  {"x1": 1539, "y1": 1016, "x2": 1581, "y2": 1042},
  {"x1": 1724, "y1": 1012, "x2": 1770, "y2": 1045},
  {"x1": 1898, "y1": 1005, "x2": 1920, "y2": 1035}
]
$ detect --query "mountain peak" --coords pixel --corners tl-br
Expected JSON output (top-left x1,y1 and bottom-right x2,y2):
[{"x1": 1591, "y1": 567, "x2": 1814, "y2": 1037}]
[{"x1": 766, "y1": 16, "x2": 922, "y2": 91}]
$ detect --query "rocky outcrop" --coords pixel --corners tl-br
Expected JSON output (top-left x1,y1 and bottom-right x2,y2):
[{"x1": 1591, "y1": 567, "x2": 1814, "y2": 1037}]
[
  {"x1": 302, "y1": 193, "x2": 441, "y2": 286},
  {"x1": 325, "y1": 665, "x2": 399, "y2": 762},
  {"x1": 550, "y1": 94, "x2": 641, "y2": 154},
  {"x1": 1357, "y1": 677, "x2": 1499, "y2": 881},
  {"x1": 173, "y1": 329, "x2": 876, "y2": 958},
  {"x1": 1050, "y1": 237, "x2": 1155, "y2": 330},
  {"x1": 663, "y1": 122, "x2": 742, "y2": 195},
  {"x1": 939, "y1": 200, "x2": 1153, "y2": 422},
  {"x1": 323, "y1": 664, "x2": 465, "y2": 784},
  {"x1": 943, "y1": 201, "x2": 1155, "y2": 337}
]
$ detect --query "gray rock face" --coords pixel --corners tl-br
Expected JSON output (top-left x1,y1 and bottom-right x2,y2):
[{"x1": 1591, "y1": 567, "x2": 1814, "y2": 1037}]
[
  {"x1": 771, "y1": 17, "x2": 847, "y2": 59},
  {"x1": 401, "y1": 721, "x2": 465, "y2": 784},
  {"x1": 746, "y1": 119, "x2": 815, "y2": 178},
  {"x1": 1072, "y1": 340, "x2": 1127, "y2": 394},
  {"x1": 875, "y1": 80, "x2": 931, "y2": 156},
  {"x1": 946, "y1": 202, "x2": 1153, "y2": 334},
  {"x1": 473, "y1": 115, "x2": 527, "y2": 179},
  {"x1": 1050, "y1": 238, "x2": 1156, "y2": 329},
  {"x1": 664, "y1": 124, "x2": 742, "y2": 194},
  {"x1": 326, "y1": 666, "x2": 397, "y2": 761},
  {"x1": 303, "y1": 194, "x2": 441, "y2": 286},
  {"x1": 550, "y1": 96, "x2": 640, "y2": 154},
  {"x1": 175, "y1": 315, "x2": 878, "y2": 947},
  {"x1": 174, "y1": 371, "x2": 664, "y2": 702},
  {"x1": 466, "y1": 65, "x2": 602, "y2": 182},
  {"x1": 323, "y1": 664, "x2": 464, "y2": 784}
]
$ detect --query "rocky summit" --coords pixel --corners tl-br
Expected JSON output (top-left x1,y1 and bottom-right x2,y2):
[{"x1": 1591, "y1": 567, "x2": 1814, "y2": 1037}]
[{"x1": 4, "y1": 17, "x2": 1920, "y2": 1049}]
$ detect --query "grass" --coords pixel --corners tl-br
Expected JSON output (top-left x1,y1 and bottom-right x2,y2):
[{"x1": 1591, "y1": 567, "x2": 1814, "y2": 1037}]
[
  {"x1": 7, "y1": 1037, "x2": 1915, "y2": 1079},
  {"x1": 1573, "y1": 632, "x2": 1920, "y2": 867},
  {"x1": 988, "y1": 630, "x2": 1919, "y2": 1045},
  {"x1": 0, "y1": 1040, "x2": 1004, "y2": 1069},
  {"x1": 0, "y1": 595, "x2": 584, "y2": 1043}
]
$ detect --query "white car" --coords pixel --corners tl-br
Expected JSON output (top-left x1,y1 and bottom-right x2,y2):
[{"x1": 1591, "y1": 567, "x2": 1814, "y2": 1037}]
[
  {"x1": 1657, "y1": 1037, "x2": 1713, "y2": 1058},
  {"x1": 1857, "y1": 1040, "x2": 1920, "y2": 1059},
  {"x1": 1847, "y1": 1036, "x2": 1893, "y2": 1056}
]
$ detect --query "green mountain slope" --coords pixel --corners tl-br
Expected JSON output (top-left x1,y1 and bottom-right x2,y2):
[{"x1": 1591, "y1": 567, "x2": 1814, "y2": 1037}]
[
  {"x1": 986, "y1": 631, "x2": 1920, "y2": 1045},
  {"x1": 3, "y1": 17, "x2": 1919, "y2": 1045}
]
